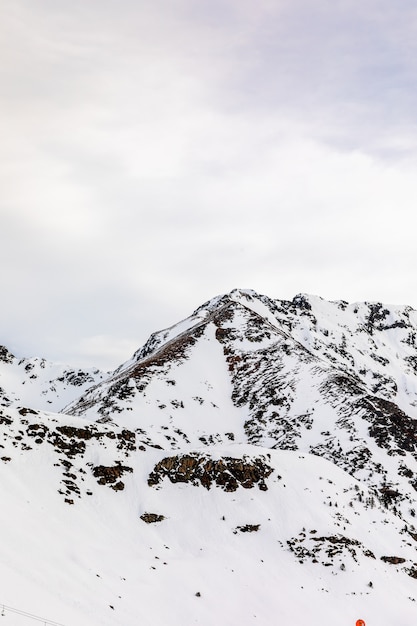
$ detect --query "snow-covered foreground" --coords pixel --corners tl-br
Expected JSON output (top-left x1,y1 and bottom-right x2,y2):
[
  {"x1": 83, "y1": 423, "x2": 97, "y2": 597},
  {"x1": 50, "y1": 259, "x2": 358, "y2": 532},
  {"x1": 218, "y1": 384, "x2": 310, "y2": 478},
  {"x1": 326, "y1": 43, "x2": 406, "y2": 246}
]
[
  {"x1": 0, "y1": 421, "x2": 416, "y2": 626},
  {"x1": 1, "y1": 289, "x2": 417, "y2": 625}
]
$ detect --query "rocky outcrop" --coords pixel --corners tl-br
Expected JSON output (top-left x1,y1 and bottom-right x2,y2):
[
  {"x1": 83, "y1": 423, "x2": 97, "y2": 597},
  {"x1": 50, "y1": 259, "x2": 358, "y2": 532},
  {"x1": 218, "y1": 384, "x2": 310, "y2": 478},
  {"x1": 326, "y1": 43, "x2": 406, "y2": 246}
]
[
  {"x1": 0, "y1": 346, "x2": 14, "y2": 363},
  {"x1": 148, "y1": 453, "x2": 273, "y2": 491},
  {"x1": 140, "y1": 513, "x2": 165, "y2": 523},
  {"x1": 287, "y1": 532, "x2": 376, "y2": 567},
  {"x1": 380, "y1": 555, "x2": 406, "y2": 564},
  {"x1": 234, "y1": 524, "x2": 260, "y2": 533},
  {"x1": 92, "y1": 463, "x2": 133, "y2": 490}
]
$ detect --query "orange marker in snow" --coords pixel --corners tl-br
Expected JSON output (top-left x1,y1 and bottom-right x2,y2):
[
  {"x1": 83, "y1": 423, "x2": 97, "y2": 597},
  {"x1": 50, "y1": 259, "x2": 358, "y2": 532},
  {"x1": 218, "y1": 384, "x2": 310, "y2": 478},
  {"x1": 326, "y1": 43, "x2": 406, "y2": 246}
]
[{"x1": 356, "y1": 620, "x2": 365, "y2": 626}]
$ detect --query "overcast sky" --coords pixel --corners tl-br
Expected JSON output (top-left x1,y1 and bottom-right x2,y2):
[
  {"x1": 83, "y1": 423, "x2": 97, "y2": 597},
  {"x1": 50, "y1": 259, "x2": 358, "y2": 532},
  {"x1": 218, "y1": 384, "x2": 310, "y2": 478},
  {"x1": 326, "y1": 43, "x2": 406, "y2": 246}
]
[{"x1": 2, "y1": 0, "x2": 417, "y2": 369}]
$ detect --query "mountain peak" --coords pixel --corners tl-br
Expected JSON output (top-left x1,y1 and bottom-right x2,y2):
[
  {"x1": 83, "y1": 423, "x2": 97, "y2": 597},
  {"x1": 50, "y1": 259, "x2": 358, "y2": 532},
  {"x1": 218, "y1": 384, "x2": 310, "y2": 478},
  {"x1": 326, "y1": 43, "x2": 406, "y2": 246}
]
[{"x1": 2, "y1": 289, "x2": 417, "y2": 624}]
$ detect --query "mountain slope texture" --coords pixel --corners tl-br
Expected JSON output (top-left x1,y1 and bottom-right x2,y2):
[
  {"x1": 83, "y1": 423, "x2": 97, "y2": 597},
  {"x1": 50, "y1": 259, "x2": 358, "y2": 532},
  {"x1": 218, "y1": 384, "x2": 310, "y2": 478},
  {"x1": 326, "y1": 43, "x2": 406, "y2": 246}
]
[{"x1": 1, "y1": 288, "x2": 417, "y2": 626}]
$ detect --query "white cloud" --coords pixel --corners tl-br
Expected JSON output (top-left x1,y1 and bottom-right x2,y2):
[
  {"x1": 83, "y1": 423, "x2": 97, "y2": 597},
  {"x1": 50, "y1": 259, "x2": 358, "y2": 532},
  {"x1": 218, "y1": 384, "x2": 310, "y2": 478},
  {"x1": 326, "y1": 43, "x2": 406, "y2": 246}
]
[{"x1": 2, "y1": 0, "x2": 417, "y2": 368}]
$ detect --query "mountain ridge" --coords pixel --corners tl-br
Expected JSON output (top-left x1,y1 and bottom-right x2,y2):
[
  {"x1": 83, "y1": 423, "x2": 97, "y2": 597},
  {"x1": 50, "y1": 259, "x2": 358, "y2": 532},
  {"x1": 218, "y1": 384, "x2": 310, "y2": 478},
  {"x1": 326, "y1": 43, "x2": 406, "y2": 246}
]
[{"x1": 1, "y1": 288, "x2": 417, "y2": 625}]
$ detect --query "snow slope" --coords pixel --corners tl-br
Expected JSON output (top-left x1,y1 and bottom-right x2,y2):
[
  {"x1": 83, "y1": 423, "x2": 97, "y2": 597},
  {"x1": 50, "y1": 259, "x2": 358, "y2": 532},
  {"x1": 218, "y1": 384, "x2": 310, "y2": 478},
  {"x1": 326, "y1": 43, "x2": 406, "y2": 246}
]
[
  {"x1": 1, "y1": 289, "x2": 417, "y2": 625},
  {"x1": 1, "y1": 406, "x2": 416, "y2": 626}
]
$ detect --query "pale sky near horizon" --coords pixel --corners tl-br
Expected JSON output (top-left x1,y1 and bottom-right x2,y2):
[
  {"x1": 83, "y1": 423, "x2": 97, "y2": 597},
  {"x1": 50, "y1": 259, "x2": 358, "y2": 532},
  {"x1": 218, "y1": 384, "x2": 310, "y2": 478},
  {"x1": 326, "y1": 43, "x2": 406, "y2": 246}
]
[{"x1": 2, "y1": 0, "x2": 417, "y2": 369}]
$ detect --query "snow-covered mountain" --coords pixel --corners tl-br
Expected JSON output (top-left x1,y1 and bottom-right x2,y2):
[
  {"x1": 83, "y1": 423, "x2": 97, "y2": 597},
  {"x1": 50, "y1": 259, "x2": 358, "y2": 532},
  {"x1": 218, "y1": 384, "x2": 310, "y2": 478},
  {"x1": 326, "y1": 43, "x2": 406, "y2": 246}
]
[
  {"x1": 0, "y1": 345, "x2": 107, "y2": 412},
  {"x1": 1, "y1": 289, "x2": 417, "y2": 626}
]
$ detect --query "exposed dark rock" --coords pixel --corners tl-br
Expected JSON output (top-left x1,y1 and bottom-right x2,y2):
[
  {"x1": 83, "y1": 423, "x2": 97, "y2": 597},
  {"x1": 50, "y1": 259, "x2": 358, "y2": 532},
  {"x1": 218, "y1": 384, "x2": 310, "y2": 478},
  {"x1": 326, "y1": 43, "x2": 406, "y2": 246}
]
[
  {"x1": 111, "y1": 481, "x2": 125, "y2": 491},
  {"x1": 140, "y1": 513, "x2": 166, "y2": 523},
  {"x1": 0, "y1": 346, "x2": 14, "y2": 363},
  {"x1": 287, "y1": 532, "x2": 375, "y2": 566},
  {"x1": 57, "y1": 426, "x2": 96, "y2": 440},
  {"x1": 364, "y1": 397, "x2": 417, "y2": 454},
  {"x1": 234, "y1": 524, "x2": 260, "y2": 533},
  {"x1": 27, "y1": 423, "x2": 49, "y2": 439},
  {"x1": 148, "y1": 453, "x2": 273, "y2": 491},
  {"x1": 48, "y1": 432, "x2": 86, "y2": 457},
  {"x1": 92, "y1": 463, "x2": 133, "y2": 486},
  {"x1": 44, "y1": 425, "x2": 137, "y2": 459},
  {"x1": 18, "y1": 407, "x2": 38, "y2": 416},
  {"x1": 381, "y1": 556, "x2": 406, "y2": 564},
  {"x1": 406, "y1": 564, "x2": 417, "y2": 578}
]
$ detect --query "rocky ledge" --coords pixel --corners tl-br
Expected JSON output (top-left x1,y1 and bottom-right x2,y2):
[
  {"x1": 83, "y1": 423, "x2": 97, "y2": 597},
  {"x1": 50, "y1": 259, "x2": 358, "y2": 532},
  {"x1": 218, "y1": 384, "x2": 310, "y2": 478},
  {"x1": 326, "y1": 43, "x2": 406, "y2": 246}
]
[{"x1": 148, "y1": 453, "x2": 273, "y2": 491}]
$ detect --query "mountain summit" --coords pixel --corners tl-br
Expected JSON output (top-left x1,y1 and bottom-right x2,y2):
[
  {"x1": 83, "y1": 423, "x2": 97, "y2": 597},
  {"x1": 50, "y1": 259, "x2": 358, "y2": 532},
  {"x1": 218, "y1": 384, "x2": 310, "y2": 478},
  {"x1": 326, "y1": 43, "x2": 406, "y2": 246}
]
[{"x1": 1, "y1": 289, "x2": 417, "y2": 625}]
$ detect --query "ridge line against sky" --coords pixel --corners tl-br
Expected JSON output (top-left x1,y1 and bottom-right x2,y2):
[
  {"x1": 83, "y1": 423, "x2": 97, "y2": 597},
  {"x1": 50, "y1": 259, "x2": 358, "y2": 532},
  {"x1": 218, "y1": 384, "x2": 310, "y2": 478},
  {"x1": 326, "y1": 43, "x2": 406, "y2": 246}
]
[{"x1": 1, "y1": 0, "x2": 417, "y2": 369}]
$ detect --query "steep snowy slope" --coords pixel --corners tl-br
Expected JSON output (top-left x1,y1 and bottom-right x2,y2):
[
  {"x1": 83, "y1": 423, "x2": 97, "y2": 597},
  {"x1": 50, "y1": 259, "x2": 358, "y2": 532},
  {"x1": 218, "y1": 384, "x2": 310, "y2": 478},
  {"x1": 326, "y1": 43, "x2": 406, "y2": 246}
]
[{"x1": 261, "y1": 292, "x2": 417, "y2": 417}]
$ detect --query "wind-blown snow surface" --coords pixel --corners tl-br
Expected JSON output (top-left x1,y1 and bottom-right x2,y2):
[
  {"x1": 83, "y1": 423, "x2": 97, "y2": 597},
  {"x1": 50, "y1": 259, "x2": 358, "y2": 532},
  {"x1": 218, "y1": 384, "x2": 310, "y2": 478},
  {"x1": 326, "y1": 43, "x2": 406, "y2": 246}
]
[{"x1": 1, "y1": 289, "x2": 417, "y2": 625}]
